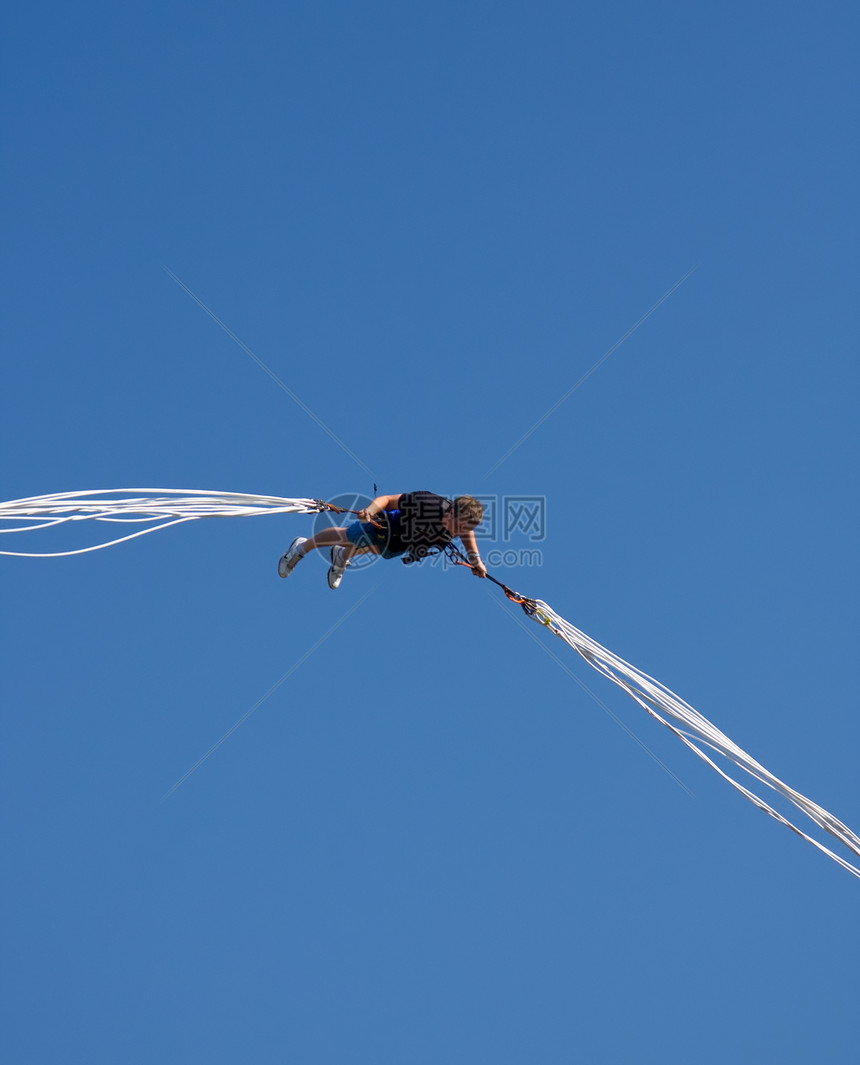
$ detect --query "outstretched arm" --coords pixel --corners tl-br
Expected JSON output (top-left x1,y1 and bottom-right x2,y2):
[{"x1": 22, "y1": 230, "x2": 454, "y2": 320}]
[{"x1": 459, "y1": 527, "x2": 487, "y2": 578}]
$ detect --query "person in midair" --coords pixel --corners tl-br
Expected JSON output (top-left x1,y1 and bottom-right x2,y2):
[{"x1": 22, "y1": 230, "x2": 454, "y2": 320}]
[{"x1": 278, "y1": 490, "x2": 487, "y2": 588}]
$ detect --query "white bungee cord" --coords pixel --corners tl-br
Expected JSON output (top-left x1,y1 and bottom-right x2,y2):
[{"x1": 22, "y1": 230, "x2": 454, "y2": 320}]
[
  {"x1": 3, "y1": 487, "x2": 858, "y2": 879},
  {"x1": 521, "y1": 599, "x2": 860, "y2": 880},
  {"x1": 0, "y1": 488, "x2": 327, "y2": 558}
]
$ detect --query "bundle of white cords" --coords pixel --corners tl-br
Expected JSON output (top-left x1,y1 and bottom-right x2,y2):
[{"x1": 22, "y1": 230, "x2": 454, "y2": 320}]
[
  {"x1": 0, "y1": 488, "x2": 326, "y2": 557},
  {"x1": 3, "y1": 488, "x2": 858, "y2": 879},
  {"x1": 524, "y1": 599, "x2": 860, "y2": 879}
]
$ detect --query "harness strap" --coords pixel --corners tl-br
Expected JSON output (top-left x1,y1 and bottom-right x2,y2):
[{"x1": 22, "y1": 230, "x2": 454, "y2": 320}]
[
  {"x1": 443, "y1": 542, "x2": 538, "y2": 617},
  {"x1": 314, "y1": 499, "x2": 384, "y2": 529}
]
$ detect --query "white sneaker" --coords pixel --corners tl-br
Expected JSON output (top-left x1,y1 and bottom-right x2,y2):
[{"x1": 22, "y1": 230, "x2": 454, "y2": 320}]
[
  {"x1": 278, "y1": 537, "x2": 307, "y2": 578},
  {"x1": 327, "y1": 546, "x2": 348, "y2": 589}
]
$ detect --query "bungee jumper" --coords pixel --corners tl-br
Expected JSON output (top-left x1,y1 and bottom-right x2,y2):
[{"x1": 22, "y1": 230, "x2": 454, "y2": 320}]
[{"x1": 277, "y1": 490, "x2": 488, "y2": 589}]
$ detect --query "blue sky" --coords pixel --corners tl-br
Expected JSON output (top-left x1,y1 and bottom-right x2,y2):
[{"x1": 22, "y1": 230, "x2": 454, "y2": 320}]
[{"x1": 2, "y1": 2, "x2": 858, "y2": 1062}]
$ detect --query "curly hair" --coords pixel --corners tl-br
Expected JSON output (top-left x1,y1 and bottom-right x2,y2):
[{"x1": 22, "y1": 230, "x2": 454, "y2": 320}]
[{"x1": 452, "y1": 495, "x2": 484, "y2": 529}]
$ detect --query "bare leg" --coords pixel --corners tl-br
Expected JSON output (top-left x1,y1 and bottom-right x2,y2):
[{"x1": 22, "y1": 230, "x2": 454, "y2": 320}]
[
  {"x1": 300, "y1": 527, "x2": 351, "y2": 553},
  {"x1": 300, "y1": 527, "x2": 381, "y2": 563},
  {"x1": 341, "y1": 545, "x2": 380, "y2": 563}
]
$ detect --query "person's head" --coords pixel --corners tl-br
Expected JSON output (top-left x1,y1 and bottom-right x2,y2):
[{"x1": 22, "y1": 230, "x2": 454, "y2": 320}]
[{"x1": 446, "y1": 495, "x2": 484, "y2": 536}]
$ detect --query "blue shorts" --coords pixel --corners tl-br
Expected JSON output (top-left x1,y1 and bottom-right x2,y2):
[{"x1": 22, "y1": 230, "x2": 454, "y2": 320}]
[{"x1": 345, "y1": 520, "x2": 404, "y2": 559}]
